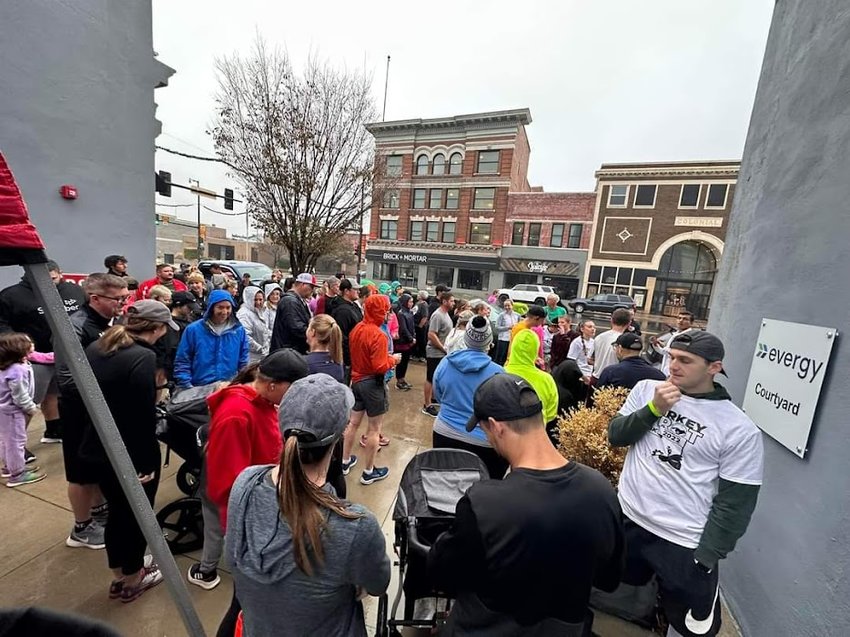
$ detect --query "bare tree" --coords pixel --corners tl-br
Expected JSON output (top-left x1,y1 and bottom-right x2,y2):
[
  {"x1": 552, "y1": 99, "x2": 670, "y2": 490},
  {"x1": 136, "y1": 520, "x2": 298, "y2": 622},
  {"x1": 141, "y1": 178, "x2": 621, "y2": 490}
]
[{"x1": 210, "y1": 39, "x2": 383, "y2": 273}]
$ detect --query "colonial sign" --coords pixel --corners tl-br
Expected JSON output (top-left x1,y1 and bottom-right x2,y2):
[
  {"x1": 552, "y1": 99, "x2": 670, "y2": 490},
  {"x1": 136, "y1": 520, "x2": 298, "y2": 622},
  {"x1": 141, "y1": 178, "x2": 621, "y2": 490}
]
[
  {"x1": 500, "y1": 258, "x2": 579, "y2": 277},
  {"x1": 674, "y1": 216, "x2": 723, "y2": 228},
  {"x1": 743, "y1": 318, "x2": 838, "y2": 458}
]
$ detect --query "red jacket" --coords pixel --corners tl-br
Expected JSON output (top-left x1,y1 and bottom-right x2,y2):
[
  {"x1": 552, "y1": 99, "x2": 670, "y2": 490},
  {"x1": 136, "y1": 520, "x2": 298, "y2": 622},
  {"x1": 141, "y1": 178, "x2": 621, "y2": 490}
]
[
  {"x1": 136, "y1": 276, "x2": 187, "y2": 300},
  {"x1": 205, "y1": 384, "x2": 281, "y2": 529},
  {"x1": 350, "y1": 294, "x2": 396, "y2": 384}
]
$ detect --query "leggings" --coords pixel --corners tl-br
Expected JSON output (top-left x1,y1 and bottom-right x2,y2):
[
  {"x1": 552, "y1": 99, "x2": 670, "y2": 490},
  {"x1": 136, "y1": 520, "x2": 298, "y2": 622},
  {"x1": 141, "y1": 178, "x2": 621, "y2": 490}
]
[
  {"x1": 99, "y1": 466, "x2": 160, "y2": 576},
  {"x1": 395, "y1": 350, "x2": 411, "y2": 380}
]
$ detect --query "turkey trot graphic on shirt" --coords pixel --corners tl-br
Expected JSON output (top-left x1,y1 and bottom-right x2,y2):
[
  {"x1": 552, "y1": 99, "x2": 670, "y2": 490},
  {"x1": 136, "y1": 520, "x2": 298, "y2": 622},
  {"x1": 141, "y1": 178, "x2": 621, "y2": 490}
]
[{"x1": 648, "y1": 409, "x2": 706, "y2": 471}]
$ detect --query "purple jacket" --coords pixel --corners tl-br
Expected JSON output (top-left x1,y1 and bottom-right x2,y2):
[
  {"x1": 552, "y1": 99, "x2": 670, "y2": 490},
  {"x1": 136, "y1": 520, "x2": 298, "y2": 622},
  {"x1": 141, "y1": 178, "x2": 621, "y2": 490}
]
[{"x1": 0, "y1": 362, "x2": 37, "y2": 414}]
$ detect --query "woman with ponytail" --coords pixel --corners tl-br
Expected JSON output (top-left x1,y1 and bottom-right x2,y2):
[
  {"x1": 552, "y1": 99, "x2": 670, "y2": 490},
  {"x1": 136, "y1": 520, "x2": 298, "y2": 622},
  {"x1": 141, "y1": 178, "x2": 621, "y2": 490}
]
[
  {"x1": 306, "y1": 314, "x2": 344, "y2": 382},
  {"x1": 227, "y1": 374, "x2": 390, "y2": 637},
  {"x1": 80, "y1": 301, "x2": 178, "y2": 603}
]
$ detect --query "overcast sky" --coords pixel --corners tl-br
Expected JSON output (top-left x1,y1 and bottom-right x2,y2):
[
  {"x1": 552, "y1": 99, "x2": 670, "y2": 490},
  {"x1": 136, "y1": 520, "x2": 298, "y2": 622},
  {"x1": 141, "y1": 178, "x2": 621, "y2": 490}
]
[{"x1": 152, "y1": 0, "x2": 775, "y2": 236}]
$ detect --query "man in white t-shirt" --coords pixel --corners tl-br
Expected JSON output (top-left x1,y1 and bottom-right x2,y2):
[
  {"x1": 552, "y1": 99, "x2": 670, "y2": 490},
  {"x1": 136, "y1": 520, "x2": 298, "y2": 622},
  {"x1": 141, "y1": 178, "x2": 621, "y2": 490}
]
[
  {"x1": 591, "y1": 308, "x2": 631, "y2": 380},
  {"x1": 608, "y1": 331, "x2": 763, "y2": 637},
  {"x1": 653, "y1": 310, "x2": 696, "y2": 375}
]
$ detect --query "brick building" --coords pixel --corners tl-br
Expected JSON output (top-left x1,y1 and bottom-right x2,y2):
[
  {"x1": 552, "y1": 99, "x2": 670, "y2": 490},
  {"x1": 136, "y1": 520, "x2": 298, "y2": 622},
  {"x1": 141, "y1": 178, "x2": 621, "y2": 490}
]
[
  {"x1": 364, "y1": 109, "x2": 534, "y2": 294},
  {"x1": 501, "y1": 191, "x2": 595, "y2": 299},
  {"x1": 583, "y1": 160, "x2": 740, "y2": 319}
]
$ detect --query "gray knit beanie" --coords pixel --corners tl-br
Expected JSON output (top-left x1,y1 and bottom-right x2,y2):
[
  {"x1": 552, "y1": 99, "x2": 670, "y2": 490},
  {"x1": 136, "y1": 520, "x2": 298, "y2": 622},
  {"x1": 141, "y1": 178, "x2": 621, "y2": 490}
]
[{"x1": 464, "y1": 315, "x2": 493, "y2": 351}]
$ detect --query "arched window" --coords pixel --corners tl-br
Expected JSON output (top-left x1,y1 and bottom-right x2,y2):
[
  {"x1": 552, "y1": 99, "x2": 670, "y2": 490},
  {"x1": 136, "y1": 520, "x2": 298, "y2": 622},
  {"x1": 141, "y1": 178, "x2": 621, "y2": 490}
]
[
  {"x1": 449, "y1": 152, "x2": 463, "y2": 175},
  {"x1": 416, "y1": 155, "x2": 430, "y2": 175},
  {"x1": 432, "y1": 153, "x2": 446, "y2": 175}
]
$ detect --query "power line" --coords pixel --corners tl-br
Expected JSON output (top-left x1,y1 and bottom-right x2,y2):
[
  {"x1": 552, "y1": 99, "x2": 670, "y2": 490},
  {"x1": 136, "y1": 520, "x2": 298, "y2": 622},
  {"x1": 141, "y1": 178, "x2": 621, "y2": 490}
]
[
  {"x1": 155, "y1": 201, "x2": 194, "y2": 208},
  {"x1": 203, "y1": 204, "x2": 245, "y2": 217},
  {"x1": 156, "y1": 145, "x2": 234, "y2": 167}
]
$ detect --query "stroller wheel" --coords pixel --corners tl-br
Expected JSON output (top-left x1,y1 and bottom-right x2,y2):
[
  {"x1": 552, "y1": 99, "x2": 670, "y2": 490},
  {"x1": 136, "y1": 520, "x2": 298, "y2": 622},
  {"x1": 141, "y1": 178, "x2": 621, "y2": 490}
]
[
  {"x1": 176, "y1": 462, "x2": 201, "y2": 496},
  {"x1": 156, "y1": 497, "x2": 204, "y2": 555}
]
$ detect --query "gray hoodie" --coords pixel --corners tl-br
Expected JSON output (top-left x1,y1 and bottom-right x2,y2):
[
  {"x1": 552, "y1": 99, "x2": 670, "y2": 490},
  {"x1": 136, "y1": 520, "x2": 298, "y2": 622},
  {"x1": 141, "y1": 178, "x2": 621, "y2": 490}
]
[
  {"x1": 237, "y1": 286, "x2": 270, "y2": 363},
  {"x1": 227, "y1": 465, "x2": 390, "y2": 637},
  {"x1": 263, "y1": 282, "x2": 283, "y2": 331}
]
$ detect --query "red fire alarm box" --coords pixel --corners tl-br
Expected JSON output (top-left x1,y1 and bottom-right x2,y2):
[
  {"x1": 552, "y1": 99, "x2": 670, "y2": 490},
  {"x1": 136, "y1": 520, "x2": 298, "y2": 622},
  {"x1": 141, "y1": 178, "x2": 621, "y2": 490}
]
[{"x1": 59, "y1": 185, "x2": 78, "y2": 199}]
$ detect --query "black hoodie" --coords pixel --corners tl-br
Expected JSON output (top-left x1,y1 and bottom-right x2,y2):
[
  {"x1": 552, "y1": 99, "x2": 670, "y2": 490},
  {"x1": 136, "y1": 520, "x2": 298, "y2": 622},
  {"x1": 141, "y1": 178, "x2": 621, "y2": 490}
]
[{"x1": 0, "y1": 277, "x2": 86, "y2": 352}]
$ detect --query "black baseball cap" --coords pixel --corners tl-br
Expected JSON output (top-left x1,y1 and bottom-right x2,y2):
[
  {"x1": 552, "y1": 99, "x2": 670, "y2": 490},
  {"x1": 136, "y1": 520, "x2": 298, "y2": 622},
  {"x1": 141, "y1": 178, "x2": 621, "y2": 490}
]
[
  {"x1": 435, "y1": 284, "x2": 451, "y2": 294},
  {"x1": 615, "y1": 332, "x2": 643, "y2": 351},
  {"x1": 670, "y1": 330, "x2": 727, "y2": 375},
  {"x1": 171, "y1": 291, "x2": 200, "y2": 309},
  {"x1": 527, "y1": 305, "x2": 546, "y2": 318},
  {"x1": 339, "y1": 278, "x2": 354, "y2": 292},
  {"x1": 258, "y1": 349, "x2": 308, "y2": 383},
  {"x1": 465, "y1": 374, "x2": 543, "y2": 431}
]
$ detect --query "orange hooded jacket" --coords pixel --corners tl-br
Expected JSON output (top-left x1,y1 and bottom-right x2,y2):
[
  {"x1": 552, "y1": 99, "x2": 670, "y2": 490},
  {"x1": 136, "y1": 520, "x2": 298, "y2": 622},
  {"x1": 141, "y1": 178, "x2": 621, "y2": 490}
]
[{"x1": 350, "y1": 294, "x2": 396, "y2": 384}]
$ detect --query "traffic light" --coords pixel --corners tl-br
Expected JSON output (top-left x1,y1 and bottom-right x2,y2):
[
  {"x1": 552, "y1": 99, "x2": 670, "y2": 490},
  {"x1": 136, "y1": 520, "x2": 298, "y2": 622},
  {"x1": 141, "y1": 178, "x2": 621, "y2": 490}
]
[
  {"x1": 156, "y1": 170, "x2": 172, "y2": 197},
  {"x1": 224, "y1": 188, "x2": 234, "y2": 210}
]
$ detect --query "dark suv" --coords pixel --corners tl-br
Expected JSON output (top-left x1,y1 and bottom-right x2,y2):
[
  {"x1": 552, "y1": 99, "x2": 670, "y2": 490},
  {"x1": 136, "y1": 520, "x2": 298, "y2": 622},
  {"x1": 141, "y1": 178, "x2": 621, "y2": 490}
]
[{"x1": 568, "y1": 293, "x2": 636, "y2": 314}]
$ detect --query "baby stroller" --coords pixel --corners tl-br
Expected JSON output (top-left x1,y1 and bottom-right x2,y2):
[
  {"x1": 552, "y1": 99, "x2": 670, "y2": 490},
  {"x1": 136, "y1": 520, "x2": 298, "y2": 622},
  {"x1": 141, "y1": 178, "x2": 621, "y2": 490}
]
[
  {"x1": 375, "y1": 448, "x2": 490, "y2": 637},
  {"x1": 154, "y1": 384, "x2": 216, "y2": 555}
]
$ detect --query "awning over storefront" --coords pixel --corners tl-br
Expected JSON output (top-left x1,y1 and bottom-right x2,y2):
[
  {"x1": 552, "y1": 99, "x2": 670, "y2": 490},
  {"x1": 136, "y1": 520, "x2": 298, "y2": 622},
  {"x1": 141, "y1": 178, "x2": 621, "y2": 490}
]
[{"x1": 500, "y1": 258, "x2": 580, "y2": 276}]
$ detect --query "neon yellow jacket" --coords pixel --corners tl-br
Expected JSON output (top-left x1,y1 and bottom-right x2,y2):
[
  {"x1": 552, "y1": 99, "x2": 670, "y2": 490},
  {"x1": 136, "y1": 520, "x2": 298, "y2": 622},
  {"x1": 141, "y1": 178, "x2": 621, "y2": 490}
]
[{"x1": 505, "y1": 329, "x2": 559, "y2": 423}]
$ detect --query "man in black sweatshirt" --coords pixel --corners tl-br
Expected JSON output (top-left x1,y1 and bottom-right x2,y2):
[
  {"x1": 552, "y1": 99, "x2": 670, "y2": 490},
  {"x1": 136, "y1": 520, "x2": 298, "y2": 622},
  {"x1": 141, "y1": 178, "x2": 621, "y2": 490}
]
[
  {"x1": 608, "y1": 331, "x2": 763, "y2": 637},
  {"x1": 0, "y1": 261, "x2": 86, "y2": 445},
  {"x1": 429, "y1": 374, "x2": 624, "y2": 635},
  {"x1": 331, "y1": 279, "x2": 363, "y2": 385}
]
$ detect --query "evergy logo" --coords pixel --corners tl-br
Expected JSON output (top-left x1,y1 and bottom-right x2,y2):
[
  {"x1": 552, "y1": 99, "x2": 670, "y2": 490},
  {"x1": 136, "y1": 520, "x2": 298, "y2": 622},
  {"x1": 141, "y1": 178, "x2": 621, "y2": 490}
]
[{"x1": 755, "y1": 342, "x2": 824, "y2": 383}]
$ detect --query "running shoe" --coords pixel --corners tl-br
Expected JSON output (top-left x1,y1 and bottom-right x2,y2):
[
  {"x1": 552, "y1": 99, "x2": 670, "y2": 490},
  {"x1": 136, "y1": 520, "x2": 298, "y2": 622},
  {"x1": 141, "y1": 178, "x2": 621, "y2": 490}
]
[
  {"x1": 109, "y1": 579, "x2": 124, "y2": 600},
  {"x1": 421, "y1": 404, "x2": 439, "y2": 417},
  {"x1": 187, "y1": 563, "x2": 221, "y2": 590},
  {"x1": 24, "y1": 448, "x2": 36, "y2": 464},
  {"x1": 66, "y1": 521, "x2": 106, "y2": 549},
  {"x1": 121, "y1": 565, "x2": 163, "y2": 603},
  {"x1": 6, "y1": 469, "x2": 46, "y2": 487},
  {"x1": 341, "y1": 455, "x2": 358, "y2": 476},
  {"x1": 360, "y1": 466, "x2": 390, "y2": 485}
]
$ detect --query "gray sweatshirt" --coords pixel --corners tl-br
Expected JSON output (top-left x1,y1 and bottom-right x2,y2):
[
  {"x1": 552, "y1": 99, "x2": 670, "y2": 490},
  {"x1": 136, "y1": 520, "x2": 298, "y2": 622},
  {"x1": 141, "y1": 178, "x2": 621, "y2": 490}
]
[{"x1": 227, "y1": 465, "x2": 391, "y2": 637}]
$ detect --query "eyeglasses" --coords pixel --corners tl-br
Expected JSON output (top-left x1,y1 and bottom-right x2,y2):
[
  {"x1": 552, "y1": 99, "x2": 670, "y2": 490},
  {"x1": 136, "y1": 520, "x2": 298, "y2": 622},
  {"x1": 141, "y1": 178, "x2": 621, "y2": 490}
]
[{"x1": 95, "y1": 294, "x2": 130, "y2": 304}]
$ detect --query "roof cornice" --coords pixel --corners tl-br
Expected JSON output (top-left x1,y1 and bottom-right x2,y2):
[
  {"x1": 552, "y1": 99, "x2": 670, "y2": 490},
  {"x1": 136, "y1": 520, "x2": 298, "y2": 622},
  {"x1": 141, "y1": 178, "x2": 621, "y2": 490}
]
[
  {"x1": 595, "y1": 162, "x2": 740, "y2": 179},
  {"x1": 366, "y1": 108, "x2": 532, "y2": 137}
]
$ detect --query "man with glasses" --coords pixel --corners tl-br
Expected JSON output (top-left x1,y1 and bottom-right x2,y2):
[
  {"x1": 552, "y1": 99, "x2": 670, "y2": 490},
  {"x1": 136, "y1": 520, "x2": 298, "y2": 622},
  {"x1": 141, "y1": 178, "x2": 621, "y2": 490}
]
[
  {"x1": 609, "y1": 332, "x2": 763, "y2": 637},
  {"x1": 55, "y1": 273, "x2": 129, "y2": 550},
  {"x1": 0, "y1": 260, "x2": 86, "y2": 449}
]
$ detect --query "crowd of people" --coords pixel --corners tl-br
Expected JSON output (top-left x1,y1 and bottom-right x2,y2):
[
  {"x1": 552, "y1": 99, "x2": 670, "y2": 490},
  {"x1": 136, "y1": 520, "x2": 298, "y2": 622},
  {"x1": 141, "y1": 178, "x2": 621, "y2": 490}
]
[{"x1": 0, "y1": 255, "x2": 764, "y2": 637}]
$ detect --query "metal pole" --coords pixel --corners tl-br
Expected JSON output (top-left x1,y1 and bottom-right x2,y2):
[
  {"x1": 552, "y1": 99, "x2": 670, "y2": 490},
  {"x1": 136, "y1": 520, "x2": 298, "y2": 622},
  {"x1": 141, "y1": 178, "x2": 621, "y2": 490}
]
[
  {"x1": 382, "y1": 55, "x2": 390, "y2": 122},
  {"x1": 357, "y1": 181, "x2": 364, "y2": 283},
  {"x1": 27, "y1": 263, "x2": 206, "y2": 637},
  {"x1": 245, "y1": 209, "x2": 250, "y2": 261},
  {"x1": 196, "y1": 193, "x2": 201, "y2": 259}
]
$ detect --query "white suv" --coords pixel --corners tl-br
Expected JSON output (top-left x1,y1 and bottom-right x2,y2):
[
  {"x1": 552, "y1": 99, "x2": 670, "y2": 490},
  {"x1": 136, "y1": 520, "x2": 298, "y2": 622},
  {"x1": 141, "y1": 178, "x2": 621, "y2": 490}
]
[{"x1": 497, "y1": 284, "x2": 555, "y2": 306}]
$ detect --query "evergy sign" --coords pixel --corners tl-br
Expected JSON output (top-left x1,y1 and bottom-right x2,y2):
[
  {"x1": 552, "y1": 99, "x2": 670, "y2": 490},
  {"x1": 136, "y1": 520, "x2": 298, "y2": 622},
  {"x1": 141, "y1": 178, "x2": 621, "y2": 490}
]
[
  {"x1": 754, "y1": 342, "x2": 825, "y2": 383},
  {"x1": 743, "y1": 318, "x2": 838, "y2": 458}
]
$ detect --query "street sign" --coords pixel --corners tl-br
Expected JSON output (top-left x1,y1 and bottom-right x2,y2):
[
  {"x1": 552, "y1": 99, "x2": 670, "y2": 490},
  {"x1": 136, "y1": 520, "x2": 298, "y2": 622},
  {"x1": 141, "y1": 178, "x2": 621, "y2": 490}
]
[{"x1": 743, "y1": 319, "x2": 838, "y2": 458}]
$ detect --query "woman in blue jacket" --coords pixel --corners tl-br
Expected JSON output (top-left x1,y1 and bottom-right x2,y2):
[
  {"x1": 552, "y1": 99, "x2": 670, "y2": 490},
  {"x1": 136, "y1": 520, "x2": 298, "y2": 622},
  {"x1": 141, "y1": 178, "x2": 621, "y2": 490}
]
[
  {"x1": 174, "y1": 290, "x2": 250, "y2": 389},
  {"x1": 432, "y1": 315, "x2": 506, "y2": 478}
]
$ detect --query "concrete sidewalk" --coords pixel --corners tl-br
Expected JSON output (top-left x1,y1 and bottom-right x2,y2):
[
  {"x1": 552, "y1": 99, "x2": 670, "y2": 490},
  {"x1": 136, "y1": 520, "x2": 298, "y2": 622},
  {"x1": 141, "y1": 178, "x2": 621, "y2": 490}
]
[{"x1": 0, "y1": 361, "x2": 736, "y2": 636}]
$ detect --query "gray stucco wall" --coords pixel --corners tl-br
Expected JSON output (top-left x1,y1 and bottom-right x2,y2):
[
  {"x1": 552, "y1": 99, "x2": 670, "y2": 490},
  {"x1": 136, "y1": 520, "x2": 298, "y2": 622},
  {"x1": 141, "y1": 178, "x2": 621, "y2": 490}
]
[
  {"x1": 0, "y1": 0, "x2": 172, "y2": 285},
  {"x1": 708, "y1": 3, "x2": 850, "y2": 635}
]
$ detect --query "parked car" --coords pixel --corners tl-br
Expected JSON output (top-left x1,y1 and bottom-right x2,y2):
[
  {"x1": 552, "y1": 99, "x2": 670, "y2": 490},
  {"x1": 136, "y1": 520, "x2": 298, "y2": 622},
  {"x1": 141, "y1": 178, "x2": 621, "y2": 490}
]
[
  {"x1": 497, "y1": 284, "x2": 556, "y2": 306},
  {"x1": 198, "y1": 260, "x2": 273, "y2": 286},
  {"x1": 567, "y1": 293, "x2": 636, "y2": 314}
]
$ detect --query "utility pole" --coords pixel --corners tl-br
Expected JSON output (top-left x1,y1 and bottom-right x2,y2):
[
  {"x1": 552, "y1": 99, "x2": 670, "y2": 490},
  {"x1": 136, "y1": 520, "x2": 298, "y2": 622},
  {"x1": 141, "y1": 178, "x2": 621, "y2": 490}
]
[
  {"x1": 382, "y1": 55, "x2": 390, "y2": 121},
  {"x1": 357, "y1": 181, "x2": 364, "y2": 283}
]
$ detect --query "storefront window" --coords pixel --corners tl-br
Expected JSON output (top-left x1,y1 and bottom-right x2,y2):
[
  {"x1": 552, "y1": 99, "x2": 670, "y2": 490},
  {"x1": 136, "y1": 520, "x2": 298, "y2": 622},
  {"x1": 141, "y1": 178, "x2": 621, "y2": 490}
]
[
  {"x1": 458, "y1": 269, "x2": 490, "y2": 291},
  {"x1": 375, "y1": 262, "x2": 396, "y2": 281},
  {"x1": 426, "y1": 266, "x2": 454, "y2": 287},
  {"x1": 397, "y1": 264, "x2": 418, "y2": 287}
]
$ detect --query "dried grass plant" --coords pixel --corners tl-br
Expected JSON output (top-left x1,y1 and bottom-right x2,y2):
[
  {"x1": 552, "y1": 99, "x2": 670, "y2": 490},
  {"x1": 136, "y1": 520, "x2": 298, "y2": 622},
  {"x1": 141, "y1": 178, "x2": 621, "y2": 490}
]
[{"x1": 557, "y1": 386, "x2": 630, "y2": 487}]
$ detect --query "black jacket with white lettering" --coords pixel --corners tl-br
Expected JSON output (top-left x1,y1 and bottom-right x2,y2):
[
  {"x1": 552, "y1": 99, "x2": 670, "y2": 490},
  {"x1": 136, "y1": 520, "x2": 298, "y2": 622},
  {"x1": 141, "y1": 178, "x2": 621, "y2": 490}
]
[{"x1": 0, "y1": 277, "x2": 86, "y2": 352}]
